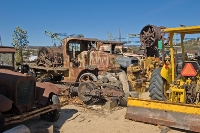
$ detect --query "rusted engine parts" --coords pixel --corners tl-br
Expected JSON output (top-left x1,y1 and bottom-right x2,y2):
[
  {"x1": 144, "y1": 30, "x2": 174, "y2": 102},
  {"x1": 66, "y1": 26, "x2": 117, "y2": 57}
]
[
  {"x1": 69, "y1": 72, "x2": 126, "y2": 105},
  {"x1": 127, "y1": 65, "x2": 146, "y2": 93},
  {"x1": 138, "y1": 25, "x2": 166, "y2": 57},
  {"x1": 36, "y1": 46, "x2": 63, "y2": 68},
  {"x1": 127, "y1": 57, "x2": 162, "y2": 92}
]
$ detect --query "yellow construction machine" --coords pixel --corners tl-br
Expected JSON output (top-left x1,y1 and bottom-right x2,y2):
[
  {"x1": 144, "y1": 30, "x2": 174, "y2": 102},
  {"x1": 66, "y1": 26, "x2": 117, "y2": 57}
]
[{"x1": 125, "y1": 25, "x2": 200, "y2": 132}]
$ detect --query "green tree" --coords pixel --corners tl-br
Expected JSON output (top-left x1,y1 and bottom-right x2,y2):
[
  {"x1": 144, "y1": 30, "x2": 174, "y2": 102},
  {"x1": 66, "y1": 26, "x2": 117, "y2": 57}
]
[
  {"x1": 12, "y1": 26, "x2": 29, "y2": 63},
  {"x1": 23, "y1": 49, "x2": 31, "y2": 56}
]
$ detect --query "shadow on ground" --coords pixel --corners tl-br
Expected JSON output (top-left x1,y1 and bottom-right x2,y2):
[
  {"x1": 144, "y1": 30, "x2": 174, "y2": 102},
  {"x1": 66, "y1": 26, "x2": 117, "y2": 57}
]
[{"x1": 4, "y1": 108, "x2": 78, "y2": 133}]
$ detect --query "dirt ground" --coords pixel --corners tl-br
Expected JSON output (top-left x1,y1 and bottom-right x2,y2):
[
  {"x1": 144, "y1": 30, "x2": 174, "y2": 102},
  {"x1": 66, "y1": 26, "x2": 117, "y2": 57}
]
[
  {"x1": 4, "y1": 92, "x2": 195, "y2": 133},
  {"x1": 7, "y1": 104, "x2": 192, "y2": 133}
]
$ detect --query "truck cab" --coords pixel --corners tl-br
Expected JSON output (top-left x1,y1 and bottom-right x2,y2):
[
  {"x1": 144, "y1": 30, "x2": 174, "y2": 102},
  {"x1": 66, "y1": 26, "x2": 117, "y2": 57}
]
[{"x1": 0, "y1": 46, "x2": 16, "y2": 71}]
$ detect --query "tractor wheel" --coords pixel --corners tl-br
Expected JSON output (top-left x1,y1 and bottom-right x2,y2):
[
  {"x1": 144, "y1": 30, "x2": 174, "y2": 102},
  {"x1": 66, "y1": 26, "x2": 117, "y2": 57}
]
[
  {"x1": 40, "y1": 94, "x2": 61, "y2": 122},
  {"x1": 149, "y1": 68, "x2": 167, "y2": 101},
  {"x1": 0, "y1": 113, "x2": 4, "y2": 132}
]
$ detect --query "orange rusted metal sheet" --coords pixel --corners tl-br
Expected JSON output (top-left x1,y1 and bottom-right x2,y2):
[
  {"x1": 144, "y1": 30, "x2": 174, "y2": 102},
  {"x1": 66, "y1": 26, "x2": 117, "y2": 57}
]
[
  {"x1": 0, "y1": 46, "x2": 16, "y2": 53},
  {"x1": 36, "y1": 82, "x2": 60, "y2": 105},
  {"x1": 31, "y1": 36, "x2": 124, "y2": 83}
]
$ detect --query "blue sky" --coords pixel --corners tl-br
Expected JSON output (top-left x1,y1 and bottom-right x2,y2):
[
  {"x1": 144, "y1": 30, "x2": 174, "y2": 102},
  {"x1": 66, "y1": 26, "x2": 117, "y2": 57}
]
[{"x1": 0, "y1": 0, "x2": 200, "y2": 46}]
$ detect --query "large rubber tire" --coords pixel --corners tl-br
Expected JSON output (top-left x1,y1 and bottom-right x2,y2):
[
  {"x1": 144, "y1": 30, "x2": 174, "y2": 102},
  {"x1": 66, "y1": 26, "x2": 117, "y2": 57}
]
[
  {"x1": 0, "y1": 113, "x2": 4, "y2": 133},
  {"x1": 149, "y1": 68, "x2": 166, "y2": 101},
  {"x1": 40, "y1": 94, "x2": 61, "y2": 122}
]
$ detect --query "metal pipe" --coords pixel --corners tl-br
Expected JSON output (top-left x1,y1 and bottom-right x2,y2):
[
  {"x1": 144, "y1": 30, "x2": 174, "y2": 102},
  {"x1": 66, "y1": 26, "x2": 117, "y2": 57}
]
[
  {"x1": 162, "y1": 36, "x2": 165, "y2": 63},
  {"x1": 181, "y1": 33, "x2": 185, "y2": 61},
  {"x1": 169, "y1": 32, "x2": 175, "y2": 82}
]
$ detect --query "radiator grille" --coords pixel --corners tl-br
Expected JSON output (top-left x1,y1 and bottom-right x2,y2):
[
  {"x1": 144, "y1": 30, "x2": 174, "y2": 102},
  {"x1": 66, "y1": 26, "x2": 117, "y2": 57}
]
[{"x1": 17, "y1": 80, "x2": 35, "y2": 105}]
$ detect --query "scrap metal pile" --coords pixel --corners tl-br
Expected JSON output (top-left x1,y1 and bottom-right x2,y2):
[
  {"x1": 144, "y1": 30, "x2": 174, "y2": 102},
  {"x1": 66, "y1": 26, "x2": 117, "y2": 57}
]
[
  {"x1": 19, "y1": 37, "x2": 135, "y2": 106},
  {"x1": 2, "y1": 24, "x2": 200, "y2": 133},
  {"x1": 18, "y1": 25, "x2": 169, "y2": 106}
]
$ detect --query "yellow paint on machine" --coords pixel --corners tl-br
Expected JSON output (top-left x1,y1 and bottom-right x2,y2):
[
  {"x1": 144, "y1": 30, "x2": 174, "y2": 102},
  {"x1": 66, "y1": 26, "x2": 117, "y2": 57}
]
[
  {"x1": 163, "y1": 25, "x2": 200, "y2": 34},
  {"x1": 127, "y1": 97, "x2": 200, "y2": 115}
]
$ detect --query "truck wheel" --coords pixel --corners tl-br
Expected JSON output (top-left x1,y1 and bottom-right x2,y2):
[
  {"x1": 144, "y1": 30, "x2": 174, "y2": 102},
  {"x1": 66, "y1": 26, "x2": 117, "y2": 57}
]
[
  {"x1": 79, "y1": 73, "x2": 97, "y2": 82},
  {"x1": 0, "y1": 113, "x2": 4, "y2": 132},
  {"x1": 149, "y1": 68, "x2": 167, "y2": 101},
  {"x1": 40, "y1": 94, "x2": 61, "y2": 122}
]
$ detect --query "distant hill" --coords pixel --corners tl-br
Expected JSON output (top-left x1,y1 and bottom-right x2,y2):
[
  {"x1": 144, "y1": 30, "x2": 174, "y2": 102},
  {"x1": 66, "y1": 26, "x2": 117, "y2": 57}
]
[
  {"x1": 27, "y1": 45, "x2": 49, "y2": 49},
  {"x1": 175, "y1": 39, "x2": 200, "y2": 54}
]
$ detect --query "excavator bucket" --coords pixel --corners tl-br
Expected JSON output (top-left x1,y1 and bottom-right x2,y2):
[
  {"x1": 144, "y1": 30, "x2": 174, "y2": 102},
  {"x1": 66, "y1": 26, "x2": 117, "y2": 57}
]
[{"x1": 125, "y1": 97, "x2": 200, "y2": 132}]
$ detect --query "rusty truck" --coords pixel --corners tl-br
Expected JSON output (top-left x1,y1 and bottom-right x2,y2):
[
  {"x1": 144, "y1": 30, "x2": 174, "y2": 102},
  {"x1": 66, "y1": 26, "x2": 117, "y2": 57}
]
[
  {"x1": 18, "y1": 36, "x2": 140, "y2": 105},
  {"x1": 0, "y1": 46, "x2": 61, "y2": 132}
]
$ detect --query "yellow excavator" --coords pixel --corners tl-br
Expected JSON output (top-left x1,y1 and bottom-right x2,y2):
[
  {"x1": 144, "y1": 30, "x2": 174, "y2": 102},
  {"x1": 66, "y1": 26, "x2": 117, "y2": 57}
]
[{"x1": 125, "y1": 25, "x2": 200, "y2": 132}]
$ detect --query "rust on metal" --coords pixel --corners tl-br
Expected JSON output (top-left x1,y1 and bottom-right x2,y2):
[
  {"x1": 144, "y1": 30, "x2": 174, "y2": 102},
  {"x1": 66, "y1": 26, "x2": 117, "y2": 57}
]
[
  {"x1": 140, "y1": 25, "x2": 162, "y2": 47},
  {"x1": 36, "y1": 46, "x2": 63, "y2": 68},
  {"x1": 36, "y1": 82, "x2": 60, "y2": 105},
  {"x1": 125, "y1": 106, "x2": 200, "y2": 132},
  {"x1": 138, "y1": 25, "x2": 168, "y2": 57},
  {"x1": 76, "y1": 81, "x2": 124, "y2": 104},
  {"x1": 0, "y1": 46, "x2": 61, "y2": 130},
  {"x1": 20, "y1": 35, "x2": 132, "y2": 105},
  {"x1": 0, "y1": 94, "x2": 13, "y2": 112},
  {"x1": 0, "y1": 46, "x2": 16, "y2": 53},
  {"x1": 27, "y1": 37, "x2": 125, "y2": 83},
  {"x1": 4, "y1": 104, "x2": 59, "y2": 126},
  {"x1": 101, "y1": 87, "x2": 124, "y2": 97},
  {"x1": 0, "y1": 69, "x2": 36, "y2": 112}
]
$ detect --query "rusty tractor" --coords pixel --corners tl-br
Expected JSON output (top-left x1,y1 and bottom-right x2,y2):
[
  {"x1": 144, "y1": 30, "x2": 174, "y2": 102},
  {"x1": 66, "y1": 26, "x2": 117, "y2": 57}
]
[
  {"x1": 0, "y1": 46, "x2": 61, "y2": 132},
  {"x1": 124, "y1": 24, "x2": 184, "y2": 93},
  {"x1": 18, "y1": 36, "x2": 140, "y2": 105}
]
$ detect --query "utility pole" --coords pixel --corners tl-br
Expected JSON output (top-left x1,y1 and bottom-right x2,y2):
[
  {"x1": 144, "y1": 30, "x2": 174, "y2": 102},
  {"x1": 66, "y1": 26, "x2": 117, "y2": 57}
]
[
  {"x1": 107, "y1": 31, "x2": 113, "y2": 41},
  {"x1": 118, "y1": 28, "x2": 121, "y2": 42},
  {"x1": 0, "y1": 35, "x2": 2, "y2": 46}
]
